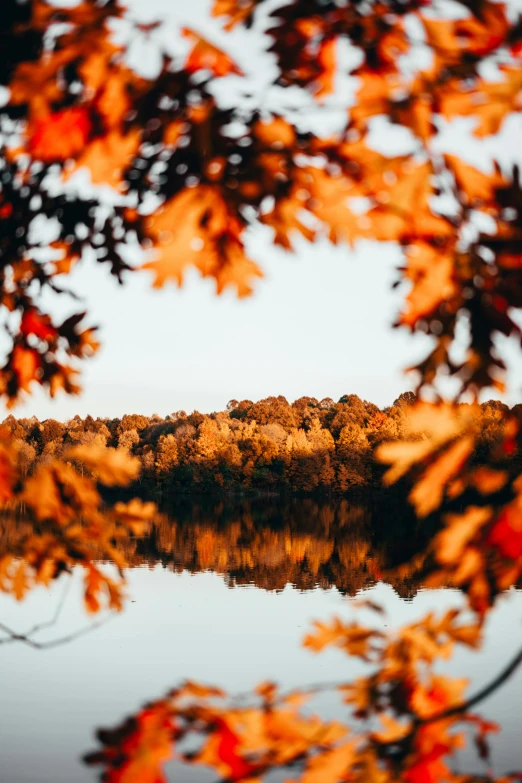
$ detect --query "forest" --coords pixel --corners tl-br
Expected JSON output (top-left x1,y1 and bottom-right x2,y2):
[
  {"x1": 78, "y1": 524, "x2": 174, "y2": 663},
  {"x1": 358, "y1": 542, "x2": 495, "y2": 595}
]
[{"x1": 2, "y1": 392, "x2": 519, "y2": 495}]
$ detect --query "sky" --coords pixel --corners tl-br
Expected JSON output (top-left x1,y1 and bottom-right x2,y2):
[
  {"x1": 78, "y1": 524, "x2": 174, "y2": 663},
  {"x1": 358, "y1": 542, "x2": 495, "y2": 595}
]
[{"x1": 3, "y1": 0, "x2": 522, "y2": 421}]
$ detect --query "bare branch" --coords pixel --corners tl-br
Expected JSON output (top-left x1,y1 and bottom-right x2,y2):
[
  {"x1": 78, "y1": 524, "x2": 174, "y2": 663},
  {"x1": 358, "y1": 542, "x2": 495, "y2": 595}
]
[{"x1": 0, "y1": 612, "x2": 116, "y2": 650}]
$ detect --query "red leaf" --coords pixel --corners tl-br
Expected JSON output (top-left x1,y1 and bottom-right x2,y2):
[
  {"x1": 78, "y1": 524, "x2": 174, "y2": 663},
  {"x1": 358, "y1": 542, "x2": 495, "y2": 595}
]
[
  {"x1": 21, "y1": 310, "x2": 57, "y2": 342},
  {"x1": 28, "y1": 107, "x2": 92, "y2": 162},
  {"x1": 487, "y1": 508, "x2": 522, "y2": 560},
  {"x1": 215, "y1": 719, "x2": 254, "y2": 780}
]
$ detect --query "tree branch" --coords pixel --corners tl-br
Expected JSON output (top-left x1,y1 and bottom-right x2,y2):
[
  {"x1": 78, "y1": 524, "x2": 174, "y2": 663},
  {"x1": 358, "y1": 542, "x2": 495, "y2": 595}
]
[
  {"x1": 0, "y1": 613, "x2": 115, "y2": 650},
  {"x1": 417, "y1": 643, "x2": 522, "y2": 728}
]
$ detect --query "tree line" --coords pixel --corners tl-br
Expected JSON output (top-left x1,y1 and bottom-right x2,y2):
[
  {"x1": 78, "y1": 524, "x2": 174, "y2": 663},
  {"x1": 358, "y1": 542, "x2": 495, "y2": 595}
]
[{"x1": 3, "y1": 392, "x2": 519, "y2": 496}]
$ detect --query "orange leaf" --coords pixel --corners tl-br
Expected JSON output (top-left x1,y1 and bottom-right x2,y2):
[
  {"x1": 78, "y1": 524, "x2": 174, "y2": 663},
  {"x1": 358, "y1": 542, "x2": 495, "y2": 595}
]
[
  {"x1": 399, "y1": 242, "x2": 457, "y2": 327},
  {"x1": 212, "y1": 0, "x2": 256, "y2": 30},
  {"x1": 301, "y1": 741, "x2": 355, "y2": 783},
  {"x1": 142, "y1": 187, "x2": 262, "y2": 296},
  {"x1": 67, "y1": 130, "x2": 141, "y2": 189},
  {"x1": 11, "y1": 345, "x2": 40, "y2": 393},
  {"x1": 314, "y1": 38, "x2": 337, "y2": 100},
  {"x1": 436, "y1": 507, "x2": 491, "y2": 566},
  {"x1": 12, "y1": 560, "x2": 28, "y2": 601},
  {"x1": 444, "y1": 155, "x2": 503, "y2": 204},
  {"x1": 182, "y1": 28, "x2": 243, "y2": 77},
  {"x1": 410, "y1": 436, "x2": 475, "y2": 517},
  {"x1": 253, "y1": 117, "x2": 296, "y2": 149}
]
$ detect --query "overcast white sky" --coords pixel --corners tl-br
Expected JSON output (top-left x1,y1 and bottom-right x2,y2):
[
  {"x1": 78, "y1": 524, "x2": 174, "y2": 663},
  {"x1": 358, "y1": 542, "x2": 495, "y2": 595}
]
[{"x1": 3, "y1": 0, "x2": 522, "y2": 421}]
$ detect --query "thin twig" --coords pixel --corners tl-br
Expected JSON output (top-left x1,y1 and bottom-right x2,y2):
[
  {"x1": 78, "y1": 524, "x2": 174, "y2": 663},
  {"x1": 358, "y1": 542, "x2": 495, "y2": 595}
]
[
  {"x1": 0, "y1": 575, "x2": 72, "y2": 646},
  {"x1": 227, "y1": 677, "x2": 363, "y2": 708},
  {"x1": 0, "y1": 613, "x2": 116, "y2": 650},
  {"x1": 22, "y1": 575, "x2": 73, "y2": 638}
]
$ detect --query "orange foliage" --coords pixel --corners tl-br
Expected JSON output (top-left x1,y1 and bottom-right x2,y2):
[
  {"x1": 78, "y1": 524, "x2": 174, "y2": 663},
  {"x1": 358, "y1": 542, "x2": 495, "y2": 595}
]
[
  {"x1": 1, "y1": 0, "x2": 521, "y2": 398},
  {"x1": 0, "y1": 438, "x2": 153, "y2": 612},
  {"x1": 1, "y1": 1, "x2": 522, "y2": 781}
]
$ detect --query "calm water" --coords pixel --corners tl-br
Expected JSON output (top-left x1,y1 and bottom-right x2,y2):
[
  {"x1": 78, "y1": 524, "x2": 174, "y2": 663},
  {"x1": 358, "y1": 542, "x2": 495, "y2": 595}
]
[{"x1": 1, "y1": 498, "x2": 521, "y2": 782}]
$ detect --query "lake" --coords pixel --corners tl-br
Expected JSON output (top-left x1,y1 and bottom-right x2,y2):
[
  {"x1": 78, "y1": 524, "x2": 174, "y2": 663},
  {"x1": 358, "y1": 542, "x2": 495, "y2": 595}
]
[{"x1": 1, "y1": 498, "x2": 521, "y2": 782}]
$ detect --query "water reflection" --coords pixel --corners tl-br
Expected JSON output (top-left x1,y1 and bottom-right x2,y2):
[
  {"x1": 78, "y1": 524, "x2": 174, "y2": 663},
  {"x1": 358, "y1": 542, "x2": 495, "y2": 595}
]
[
  {"x1": 1, "y1": 499, "x2": 521, "y2": 782},
  {"x1": 108, "y1": 497, "x2": 424, "y2": 595}
]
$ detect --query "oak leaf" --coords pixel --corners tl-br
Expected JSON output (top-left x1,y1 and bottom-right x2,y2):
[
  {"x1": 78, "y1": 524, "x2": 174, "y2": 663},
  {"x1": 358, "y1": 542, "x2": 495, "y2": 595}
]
[
  {"x1": 183, "y1": 28, "x2": 243, "y2": 77},
  {"x1": 68, "y1": 130, "x2": 141, "y2": 189},
  {"x1": 85, "y1": 702, "x2": 176, "y2": 782},
  {"x1": 142, "y1": 187, "x2": 262, "y2": 296},
  {"x1": 304, "y1": 618, "x2": 379, "y2": 660},
  {"x1": 439, "y1": 67, "x2": 522, "y2": 137},
  {"x1": 368, "y1": 163, "x2": 452, "y2": 242},
  {"x1": 400, "y1": 242, "x2": 457, "y2": 327},
  {"x1": 20, "y1": 310, "x2": 57, "y2": 343},
  {"x1": 12, "y1": 560, "x2": 28, "y2": 601},
  {"x1": 212, "y1": 0, "x2": 257, "y2": 30},
  {"x1": 195, "y1": 717, "x2": 254, "y2": 780},
  {"x1": 444, "y1": 155, "x2": 504, "y2": 205},
  {"x1": 253, "y1": 118, "x2": 296, "y2": 149}
]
